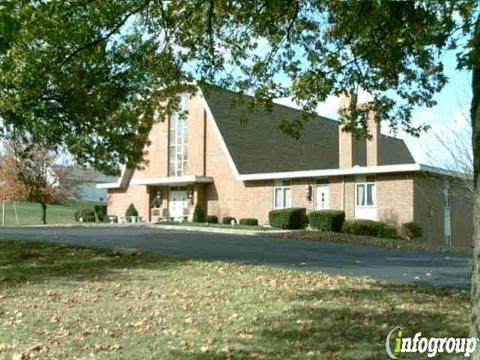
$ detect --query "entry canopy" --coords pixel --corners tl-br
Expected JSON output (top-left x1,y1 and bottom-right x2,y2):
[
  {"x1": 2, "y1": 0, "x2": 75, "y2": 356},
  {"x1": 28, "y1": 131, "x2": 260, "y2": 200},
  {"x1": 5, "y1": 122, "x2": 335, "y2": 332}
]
[{"x1": 129, "y1": 175, "x2": 213, "y2": 186}]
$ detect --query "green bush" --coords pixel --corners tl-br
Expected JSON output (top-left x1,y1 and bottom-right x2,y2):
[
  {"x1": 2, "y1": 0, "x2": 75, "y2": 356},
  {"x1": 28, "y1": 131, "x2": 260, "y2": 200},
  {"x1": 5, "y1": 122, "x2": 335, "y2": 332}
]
[
  {"x1": 94, "y1": 205, "x2": 107, "y2": 222},
  {"x1": 342, "y1": 219, "x2": 398, "y2": 239},
  {"x1": 222, "y1": 216, "x2": 236, "y2": 225},
  {"x1": 309, "y1": 210, "x2": 345, "y2": 232},
  {"x1": 125, "y1": 203, "x2": 139, "y2": 217},
  {"x1": 269, "y1": 208, "x2": 307, "y2": 229},
  {"x1": 402, "y1": 222, "x2": 423, "y2": 239},
  {"x1": 206, "y1": 215, "x2": 218, "y2": 223},
  {"x1": 74, "y1": 208, "x2": 96, "y2": 222},
  {"x1": 192, "y1": 204, "x2": 205, "y2": 223},
  {"x1": 239, "y1": 218, "x2": 258, "y2": 226}
]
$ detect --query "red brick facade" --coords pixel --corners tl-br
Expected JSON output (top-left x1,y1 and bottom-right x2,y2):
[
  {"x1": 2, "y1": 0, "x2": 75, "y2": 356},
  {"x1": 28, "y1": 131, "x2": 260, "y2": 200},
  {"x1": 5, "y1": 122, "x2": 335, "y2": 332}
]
[{"x1": 106, "y1": 92, "x2": 473, "y2": 249}]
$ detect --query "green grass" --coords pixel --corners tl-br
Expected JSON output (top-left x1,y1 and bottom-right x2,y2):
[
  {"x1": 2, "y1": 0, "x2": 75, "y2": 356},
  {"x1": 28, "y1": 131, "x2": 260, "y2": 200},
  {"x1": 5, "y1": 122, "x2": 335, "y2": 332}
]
[
  {"x1": 277, "y1": 230, "x2": 471, "y2": 254},
  {"x1": 0, "y1": 239, "x2": 469, "y2": 359},
  {"x1": 0, "y1": 200, "x2": 102, "y2": 226}
]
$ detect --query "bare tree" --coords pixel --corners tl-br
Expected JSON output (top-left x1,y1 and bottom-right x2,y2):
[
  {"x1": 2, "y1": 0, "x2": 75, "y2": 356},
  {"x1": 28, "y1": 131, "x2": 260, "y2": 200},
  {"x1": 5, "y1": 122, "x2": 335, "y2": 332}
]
[{"x1": 426, "y1": 99, "x2": 473, "y2": 193}]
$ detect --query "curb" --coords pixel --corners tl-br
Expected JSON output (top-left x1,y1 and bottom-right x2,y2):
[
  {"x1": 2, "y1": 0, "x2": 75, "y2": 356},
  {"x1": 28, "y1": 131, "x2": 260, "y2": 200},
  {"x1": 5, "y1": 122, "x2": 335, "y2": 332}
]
[{"x1": 147, "y1": 224, "x2": 292, "y2": 236}]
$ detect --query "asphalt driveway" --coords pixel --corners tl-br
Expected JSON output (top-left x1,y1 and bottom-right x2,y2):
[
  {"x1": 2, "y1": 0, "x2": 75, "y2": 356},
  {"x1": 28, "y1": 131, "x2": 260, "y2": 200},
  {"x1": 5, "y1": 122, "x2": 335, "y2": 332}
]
[{"x1": 0, "y1": 225, "x2": 472, "y2": 289}]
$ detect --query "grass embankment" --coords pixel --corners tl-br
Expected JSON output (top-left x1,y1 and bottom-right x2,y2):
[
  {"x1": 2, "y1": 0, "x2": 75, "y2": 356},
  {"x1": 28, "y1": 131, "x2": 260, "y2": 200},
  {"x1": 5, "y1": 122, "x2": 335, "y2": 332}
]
[
  {"x1": 277, "y1": 230, "x2": 471, "y2": 254},
  {"x1": 0, "y1": 239, "x2": 469, "y2": 359},
  {"x1": 0, "y1": 200, "x2": 102, "y2": 226}
]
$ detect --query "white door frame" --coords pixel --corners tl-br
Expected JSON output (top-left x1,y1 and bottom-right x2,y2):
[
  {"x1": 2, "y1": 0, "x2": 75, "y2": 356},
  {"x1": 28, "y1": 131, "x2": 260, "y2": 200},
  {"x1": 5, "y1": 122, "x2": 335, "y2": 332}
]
[
  {"x1": 315, "y1": 184, "x2": 330, "y2": 210},
  {"x1": 168, "y1": 190, "x2": 188, "y2": 219}
]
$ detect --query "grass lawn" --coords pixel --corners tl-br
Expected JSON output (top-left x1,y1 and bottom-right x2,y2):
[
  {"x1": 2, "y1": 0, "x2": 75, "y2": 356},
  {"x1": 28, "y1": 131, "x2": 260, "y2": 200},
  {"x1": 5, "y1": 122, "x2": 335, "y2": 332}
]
[
  {"x1": 278, "y1": 230, "x2": 471, "y2": 254},
  {"x1": 0, "y1": 239, "x2": 469, "y2": 359},
  {"x1": 0, "y1": 200, "x2": 102, "y2": 226}
]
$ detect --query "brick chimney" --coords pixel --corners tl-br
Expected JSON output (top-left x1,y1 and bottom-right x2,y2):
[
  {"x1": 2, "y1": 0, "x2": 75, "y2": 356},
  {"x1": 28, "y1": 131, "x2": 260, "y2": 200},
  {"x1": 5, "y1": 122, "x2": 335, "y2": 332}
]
[
  {"x1": 366, "y1": 109, "x2": 380, "y2": 167},
  {"x1": 338, "y1": 93, "x2": 358, "y2": 168}
]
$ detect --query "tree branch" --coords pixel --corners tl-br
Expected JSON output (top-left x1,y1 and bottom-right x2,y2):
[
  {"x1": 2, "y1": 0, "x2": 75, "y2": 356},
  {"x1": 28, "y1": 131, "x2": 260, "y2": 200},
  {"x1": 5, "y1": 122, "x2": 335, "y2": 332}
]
[{"x1": 59, "y1": 1, "x2": 151, "y2": 67}]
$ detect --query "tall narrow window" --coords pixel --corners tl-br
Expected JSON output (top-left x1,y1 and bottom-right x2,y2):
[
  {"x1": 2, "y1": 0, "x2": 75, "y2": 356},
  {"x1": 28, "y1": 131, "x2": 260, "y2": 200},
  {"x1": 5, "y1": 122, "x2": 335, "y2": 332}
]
[{"x1": 169, "y1": 94, "x2": 188, "y2": 176}]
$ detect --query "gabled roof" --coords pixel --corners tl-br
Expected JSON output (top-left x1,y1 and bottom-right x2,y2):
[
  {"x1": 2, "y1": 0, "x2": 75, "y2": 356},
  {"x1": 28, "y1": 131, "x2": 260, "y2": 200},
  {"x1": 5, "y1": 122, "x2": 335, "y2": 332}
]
[
  {"x1": 53, "y1": 166, "x2": 117, "y2": 184},
  {"x1": 201, "y1": 85, "x2": 415, "y2": 175}
]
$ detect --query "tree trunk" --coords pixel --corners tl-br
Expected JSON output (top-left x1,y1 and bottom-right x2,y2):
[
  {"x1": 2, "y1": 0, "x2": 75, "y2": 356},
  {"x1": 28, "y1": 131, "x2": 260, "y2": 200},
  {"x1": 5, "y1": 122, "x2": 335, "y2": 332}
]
[
  {"x1": 470, "y1": 16, "x2": 480, "y2": 360},
  {"x1": 40, "y1": 202, "x2": 47, "y2": 225}
]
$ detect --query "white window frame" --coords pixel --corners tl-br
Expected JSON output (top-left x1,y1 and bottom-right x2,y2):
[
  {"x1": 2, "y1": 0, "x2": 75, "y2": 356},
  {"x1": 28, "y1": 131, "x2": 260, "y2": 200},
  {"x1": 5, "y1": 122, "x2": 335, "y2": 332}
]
[
  {"x1": 273, "y1": 180, "x2": 292, "y2": 209},
  {"x1": 169, "y1": 93, "x2": 189, "y2": 177},
  {"x1": 355, "y1": 176, "x2": 376, "y2": 208}
]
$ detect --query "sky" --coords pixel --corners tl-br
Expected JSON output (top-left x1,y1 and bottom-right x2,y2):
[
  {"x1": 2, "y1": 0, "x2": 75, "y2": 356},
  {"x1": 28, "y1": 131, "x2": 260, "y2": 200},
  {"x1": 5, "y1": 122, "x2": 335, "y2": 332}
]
[{"x1": 274, "y1": 49, "x2": 472, "y2": 169}]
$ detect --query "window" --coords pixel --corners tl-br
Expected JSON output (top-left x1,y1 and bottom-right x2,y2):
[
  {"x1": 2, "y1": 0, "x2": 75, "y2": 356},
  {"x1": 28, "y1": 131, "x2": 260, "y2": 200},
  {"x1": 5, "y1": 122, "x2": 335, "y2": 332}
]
[
  {"x1": 169, "y1": 93, "x2": 188, "y2": 176},
  {"x1": 273, "y1": 180, "x2": 292, "y2": 209},
  {"x1": 356, "y1": 176, "x2": 375, "y2": 207}
]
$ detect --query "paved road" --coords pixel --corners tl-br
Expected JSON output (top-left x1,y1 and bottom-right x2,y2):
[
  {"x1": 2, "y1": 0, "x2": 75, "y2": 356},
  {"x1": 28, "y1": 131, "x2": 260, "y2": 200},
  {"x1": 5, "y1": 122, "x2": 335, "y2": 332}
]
[{"x1": 0, "y1": 225, "x2": 472, "y2": 289}]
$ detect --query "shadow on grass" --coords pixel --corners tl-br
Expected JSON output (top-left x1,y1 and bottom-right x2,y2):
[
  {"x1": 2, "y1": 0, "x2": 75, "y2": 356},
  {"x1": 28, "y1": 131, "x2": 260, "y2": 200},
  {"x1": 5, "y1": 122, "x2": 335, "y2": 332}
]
[
  {"x1": 0, "y1": 239, "x2": 186, "y2": 287},
  {"x1": 171, "y1": 284, "x2": 468, "y2": 359}
]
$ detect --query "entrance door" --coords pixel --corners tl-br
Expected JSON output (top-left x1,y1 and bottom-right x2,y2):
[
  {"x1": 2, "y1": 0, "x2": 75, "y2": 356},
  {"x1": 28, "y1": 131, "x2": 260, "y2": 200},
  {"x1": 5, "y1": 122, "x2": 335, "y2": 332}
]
[
  {"x1": 316, "y1": 185, "x2": 330, "y2": 210},
  {"x1": 169, "y1": 190, "x2": 188, "y2": 219}
]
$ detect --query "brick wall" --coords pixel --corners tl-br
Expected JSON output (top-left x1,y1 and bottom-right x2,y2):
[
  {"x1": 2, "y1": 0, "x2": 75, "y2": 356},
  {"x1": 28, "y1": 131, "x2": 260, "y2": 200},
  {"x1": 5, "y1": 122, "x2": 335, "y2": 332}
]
[
  {"x1": 413, "y1": 173, "x2": 473, "y2": 249},
  {"x1": 376, "y1": 172, "x2": 414, "y2": 225}
]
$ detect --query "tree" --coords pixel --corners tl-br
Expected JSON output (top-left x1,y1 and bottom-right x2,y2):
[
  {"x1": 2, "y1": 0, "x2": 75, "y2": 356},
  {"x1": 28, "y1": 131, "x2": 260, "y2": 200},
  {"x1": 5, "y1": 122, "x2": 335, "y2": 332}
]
[
  {"x1": 0, "y1": 138, "x2": 66, "y2": 225},
  {"x1": 2, "y1": 0, "x2": 480, "y2": 346},
  {"x1": 426, "y1": 103, "x2": 473, "y2": 192}
]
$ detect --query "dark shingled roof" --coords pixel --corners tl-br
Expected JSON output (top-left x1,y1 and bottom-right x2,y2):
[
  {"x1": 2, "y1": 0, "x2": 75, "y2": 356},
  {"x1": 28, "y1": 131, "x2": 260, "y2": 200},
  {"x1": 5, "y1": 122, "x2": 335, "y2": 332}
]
[{"x1": 202, "y1": 86, "x2": 415, "y2": 175}]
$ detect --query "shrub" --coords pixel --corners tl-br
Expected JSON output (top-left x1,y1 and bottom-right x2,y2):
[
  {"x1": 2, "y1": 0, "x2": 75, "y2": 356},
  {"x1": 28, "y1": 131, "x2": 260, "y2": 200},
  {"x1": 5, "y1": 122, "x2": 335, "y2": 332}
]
[
  {"x1": 125, "y1": 203, "x2": 139, "y2": 217},
  {"x1": 269, "y1": 208, "x2": 307, "y2": 229},
  {"x1": 342, "y1": 219, "x2": 398, "y2": 239},
  {"x1": 192, "y1": 204, "x2": 205, "y2": 223},
  {"x1": 74, "y1": 208, "x2": 96, "y2": 222},
  {"x1": 309, "y1": 210, "x2": 345, "y2": 232},
  {"x1": 94, "y1": 205, "x2": 107, "y2": 222},
  {"x1": 239, "y1": 218, "x2": 258, "y2": 226},
  {"x1": 222, "y1": 216, "x2": 236, "y2": 225},
  {"x1": 402, "y1": 222, "x2": 423, "y2": 239},
  {"x1": 206, "y1": 215, "x2": 218, "y2": 223}
]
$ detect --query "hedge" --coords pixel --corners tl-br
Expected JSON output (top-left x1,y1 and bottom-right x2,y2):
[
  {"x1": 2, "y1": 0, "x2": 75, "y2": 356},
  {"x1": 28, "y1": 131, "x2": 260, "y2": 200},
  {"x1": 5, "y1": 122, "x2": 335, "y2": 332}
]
[
  {"x1": 309, "y1": 210, "x2": 345, "y2": 232},
  {"x1": 402, "y1": 222, "x2": 423, "y2": 239},
  {"x1": 239, "y1": 218, "x2": 258, "y2": 226},
  {"x1": 206, "y1": 215, "x2": 219, "y2": 223},
  {"x1": 193, "y1": 204, "x2": 205, "y2": 223},
  {"x1": 222, "y1": 216, "x2": 236, "y2": 225},
  {"x1": 74, "y1": 208, "x2": 96, "y2": 222},
  {"x1": 342, "y1": 219, "x2": 398, "y2": 239},
  {"x1": 94, "y1": 205, "x2": 107, "y2": 222},
  {"x1": 125, "y1": 203, "x2": 139, "y2": 217},
  {"x1": 269, "y1": 208, "x2": 307, "y2": 229}
]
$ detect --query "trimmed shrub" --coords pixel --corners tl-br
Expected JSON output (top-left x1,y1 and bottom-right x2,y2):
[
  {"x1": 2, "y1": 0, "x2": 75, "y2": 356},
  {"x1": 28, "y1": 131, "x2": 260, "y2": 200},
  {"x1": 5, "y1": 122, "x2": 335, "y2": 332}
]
[
  {"x1": 342, "y1": 219, "x2": 398, "y2": 239},
  {"x1": 94, "y1": 205, "x2": 107, "y2": 222},
  {"x1": 206, "y1": 215, "x2": 218, "y2": 223},
  {"x1": 402, "y1": 222, "x2": 423, "y2": 239},
  {"x1": 192, "y1": 204, "x2": 205, "y2": 223},
  {"x1": 309, "y1": 210, "x2": 345, "y2": 232},
  {"x1": 269, "y1": 208, "x2": 307, "y2": 229},
  {"x1": 125, "y1": 203, "x2": 139, "y2": 217},
  {"x1": 74, "y1": 208, "x2": 96, "y2": 222},
  {"x1": 222, "y1": 216, "x2": 236, "y2": 225},
  {"x1": 239, "y1": 218, "x2": 258, "y2": 226}
]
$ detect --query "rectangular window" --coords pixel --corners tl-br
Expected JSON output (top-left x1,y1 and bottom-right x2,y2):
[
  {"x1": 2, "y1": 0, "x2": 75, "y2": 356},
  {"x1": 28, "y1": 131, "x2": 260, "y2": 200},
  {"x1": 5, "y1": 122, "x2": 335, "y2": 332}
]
[
  {"x1": 168, "y1": 93, "x2": 189, "y2": 177},
  {"x1": 356, "y1": 177, "x2": 375, "y2": 207},
  {"x1": 273, "y1": 181, "x2": 292, "y2": 209}
]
